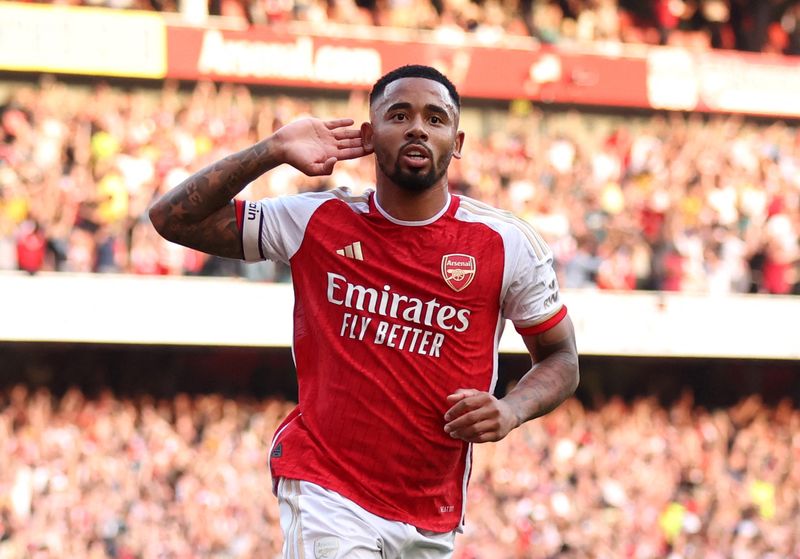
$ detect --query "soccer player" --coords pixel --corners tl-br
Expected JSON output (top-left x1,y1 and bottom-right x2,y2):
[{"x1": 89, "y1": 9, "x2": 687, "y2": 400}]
[{"x1": 149, "y1": 65, "x2": 579, "y2": 558}]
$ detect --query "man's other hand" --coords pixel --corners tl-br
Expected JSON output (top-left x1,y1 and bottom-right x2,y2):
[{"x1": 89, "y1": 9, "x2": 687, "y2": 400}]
[{"x1": 443, "y1": 389, "x2": 520, "y2": 443}]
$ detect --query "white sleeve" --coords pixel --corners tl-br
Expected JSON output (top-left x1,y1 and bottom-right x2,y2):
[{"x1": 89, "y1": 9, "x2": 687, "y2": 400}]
[
  {"x1": 502, "y1": 229, "x2": 566, "y2": 336},
  {"x1": 239, "y1": 193, "x2": 330, "y2": 264}
]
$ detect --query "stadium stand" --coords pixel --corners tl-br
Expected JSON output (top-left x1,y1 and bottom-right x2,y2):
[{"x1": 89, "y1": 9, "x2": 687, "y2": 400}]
[
  {"x1": 1, "y1": 363, "x2": 800, "y2": 558},
  {"x1": 18, "y1": 0, "x2": 800, "y2": 54}
]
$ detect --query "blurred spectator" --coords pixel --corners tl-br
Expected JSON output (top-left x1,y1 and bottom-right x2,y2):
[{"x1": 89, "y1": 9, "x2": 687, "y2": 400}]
[
  {"x1": 0, "y1": 78, "x2": 798, "y2": 295},
  {"x1": 14, "y1": 220, "x2": 45, "y2": 274},
  {"x1": 23, "y1": 0, "x2": 800, "y2": 55},
  {"x1": 562, "y1": 234, "x2": 601, "y2": 288},
  {"x1": 2, "y1": 384, "x2": 800, "y2": 557}
]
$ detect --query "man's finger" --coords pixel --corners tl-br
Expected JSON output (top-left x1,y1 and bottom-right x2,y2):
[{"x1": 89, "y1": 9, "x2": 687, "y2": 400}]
[
  {"x1": 444, "y1": 405, "x2": 494, "y2": 432},
  {"x1": 336, "y1": 147, "x2": 370, "y2": 161},
  {"x1": 446, "y1": 388, "x2": 481, "y2": 404},
  {"x1": 325, "y1": 118, "x2": 355, "y2": 129},
  {"x1": 332, "y1": 128, "x2": 363, "y2": 140},
  {"x1": 444, "y1": 392, "x2": 491, "y2": 420},
  {"x1": 443, "y1": 398, "x2": 476, "y2": 421},
  {"x1": 448, "y1": 419, "x2": 500, "y2": 442},
  {"x1": 337, "y1": 137, "x2": 365, "y2": 149},
  {"x1": 308, "y1": 156, "x2": 337, "y2": 176},
  {"x1": 445, "y1": 393, "x2": 469, "y2": 406}
]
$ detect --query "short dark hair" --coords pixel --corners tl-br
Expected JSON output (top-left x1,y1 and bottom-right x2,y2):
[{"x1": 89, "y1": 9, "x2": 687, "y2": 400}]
[{"x1": 369, "y1": 65, "x2": 461, "y2": 109}]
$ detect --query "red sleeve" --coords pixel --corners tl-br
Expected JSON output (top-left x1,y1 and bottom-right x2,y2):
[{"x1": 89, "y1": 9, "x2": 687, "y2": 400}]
[
  {"x1": 235, "y1": 199, "x2": 245, "y2": 231},
  {"x1": 234, "y1": 199, "x2": 245, "y2": 257},
  {"x1": 514, "y1": 305, "x2": 567, "y2": 336}
]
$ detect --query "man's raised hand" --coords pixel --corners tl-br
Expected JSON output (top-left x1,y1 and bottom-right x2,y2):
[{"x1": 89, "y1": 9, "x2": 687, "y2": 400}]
[{"x1": 274, "y1": 118, "x2": 371, "y2": 176}]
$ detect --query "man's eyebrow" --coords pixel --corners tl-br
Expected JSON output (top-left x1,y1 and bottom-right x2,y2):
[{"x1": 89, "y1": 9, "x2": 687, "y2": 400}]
[
  {"x1": 384, "y1": 102, "x2": 451, "y2": 118},
  {"x1": 425, "y1": 104, "x2": 450, "y2": 118},
  {"x1": 385, "y1": 102, "x2": 412, "y2": 113}
]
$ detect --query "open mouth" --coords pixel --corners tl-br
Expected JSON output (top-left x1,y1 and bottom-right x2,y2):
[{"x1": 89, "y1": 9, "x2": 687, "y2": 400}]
[{"x1": 400, "y1": 144, "x2": 431, "y2": 169}]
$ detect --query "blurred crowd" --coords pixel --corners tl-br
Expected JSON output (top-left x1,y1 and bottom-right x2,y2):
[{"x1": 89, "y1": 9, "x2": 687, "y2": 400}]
[
  {"x1": 1, "y1": 384, "x2": 799, "y2": 558},
  {"x1": 0, "y1": 78, "x2": 799, "y2": 294},
  {"x1": 19, "y1": 0, "x2": 800, "y2": 54}
]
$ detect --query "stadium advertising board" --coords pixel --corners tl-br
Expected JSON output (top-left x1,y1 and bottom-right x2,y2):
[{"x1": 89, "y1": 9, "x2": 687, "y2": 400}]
[
  {"x1": 647, "y1": 48, "x2": 800, "y2": 117},
  {"x1": 165, "y1": 26, "x2": 470, "y2": 92},
  {"x1": 0, "y1": 3, "x2": 167, "y2": 79},
  {"x1": 165, "y1": 25, "x2": 800, "y2": 118},
  {"x1": 165, "y1": 25, "x2": 649, "y2": 105}
]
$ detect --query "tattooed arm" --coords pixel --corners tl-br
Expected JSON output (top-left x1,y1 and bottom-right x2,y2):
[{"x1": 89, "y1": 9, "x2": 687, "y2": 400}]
[
  {"x1": 443, "y1": 316, "x2": 579, "y2": 443},
  {"x1": 148, "y1": 118, "x2": 369, "y2": 258}
]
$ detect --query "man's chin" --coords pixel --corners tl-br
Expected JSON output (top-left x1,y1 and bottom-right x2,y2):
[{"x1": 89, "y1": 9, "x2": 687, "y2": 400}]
[
  {"x1": 393, "y1": 170, "x2": 440, "y2": 192},
  {"x1": 397, "y1": 178, "x2": 436, "y2": 192}
]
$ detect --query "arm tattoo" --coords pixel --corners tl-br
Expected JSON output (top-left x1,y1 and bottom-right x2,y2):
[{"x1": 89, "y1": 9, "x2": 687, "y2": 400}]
[
  {"x1": 513, "y1": 351, "x2": 579, "y2": 420},
  {"x1": 504, "y1": 330, "x2": 580, "y2": 423},
  {"x1": 150, "y1": 139, "x2": 278, "y2": 259}
]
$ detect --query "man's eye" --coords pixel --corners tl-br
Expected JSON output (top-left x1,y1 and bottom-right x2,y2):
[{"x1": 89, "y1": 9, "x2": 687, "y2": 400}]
[
  {"x1": 393, "y1": 113, "x2": 406, "y2": 121},
  {"x1": 430, "y1": 116, "x2": 441, "y2": 124}
]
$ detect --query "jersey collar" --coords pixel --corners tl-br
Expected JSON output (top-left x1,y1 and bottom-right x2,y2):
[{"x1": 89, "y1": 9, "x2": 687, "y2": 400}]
[{"x1": 372, "y1": 191, "x2": 453, "y2": 227}]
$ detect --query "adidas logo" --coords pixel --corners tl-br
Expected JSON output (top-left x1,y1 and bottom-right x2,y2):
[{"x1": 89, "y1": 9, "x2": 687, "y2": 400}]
[{"x1": 336, "y1": 241, "x2": 364, "y2": 261}]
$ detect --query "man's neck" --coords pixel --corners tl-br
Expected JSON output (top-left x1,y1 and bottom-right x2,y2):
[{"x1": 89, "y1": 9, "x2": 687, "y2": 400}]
[{"x1": 374, "y1": 182, "x2": 450, "y2": 223}]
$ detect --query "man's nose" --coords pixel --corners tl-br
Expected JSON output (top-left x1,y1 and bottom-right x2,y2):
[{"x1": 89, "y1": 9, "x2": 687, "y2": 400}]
[{"x1": 404, "y1": 116, "x2": 428, "y2": 141}]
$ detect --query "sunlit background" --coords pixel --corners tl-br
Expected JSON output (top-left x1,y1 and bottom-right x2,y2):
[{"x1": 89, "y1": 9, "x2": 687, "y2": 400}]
[{"x1": 1, "y1": 1, "x2": 799, "y2": 557}]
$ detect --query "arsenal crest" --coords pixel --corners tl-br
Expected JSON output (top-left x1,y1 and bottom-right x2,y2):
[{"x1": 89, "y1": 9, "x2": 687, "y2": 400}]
[{"x1": 441, "y1": 254, "x2": 476, "y2": 292}]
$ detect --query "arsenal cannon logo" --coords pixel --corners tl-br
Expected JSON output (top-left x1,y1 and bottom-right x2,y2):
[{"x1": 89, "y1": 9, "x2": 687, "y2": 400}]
[{"x1": 441, "y1": 254, "x2": 476, "y2": 292}]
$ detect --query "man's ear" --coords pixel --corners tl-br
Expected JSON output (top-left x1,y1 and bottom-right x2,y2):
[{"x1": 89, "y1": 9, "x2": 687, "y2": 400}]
[
  {"x1": 361, "y1": 122, "x2": 374, "y2": 152},
  {"x1": 452, "y1": 130, "x2": 465, "y2": 159}
]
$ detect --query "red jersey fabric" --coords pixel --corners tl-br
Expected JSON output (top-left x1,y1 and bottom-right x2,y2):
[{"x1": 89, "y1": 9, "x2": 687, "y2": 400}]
[{"x1": 237, "y1": 188, "x2": 567, "y2": 532}]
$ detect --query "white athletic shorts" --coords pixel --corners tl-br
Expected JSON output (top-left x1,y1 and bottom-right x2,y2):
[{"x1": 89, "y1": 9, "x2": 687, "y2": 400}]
[{"x1": 277, "y1": 477, "x2": 457, "y2": 559}]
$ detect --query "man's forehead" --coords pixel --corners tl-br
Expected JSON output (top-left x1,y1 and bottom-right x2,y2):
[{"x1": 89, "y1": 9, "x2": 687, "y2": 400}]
[{"x1": 376, "y1": 77, "x2": 457, "y2": 114}]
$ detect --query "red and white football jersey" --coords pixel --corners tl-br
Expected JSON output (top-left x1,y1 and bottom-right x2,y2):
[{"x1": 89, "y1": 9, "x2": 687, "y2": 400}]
[{"x1": 236, "y1": 187, "x2": 567, "y2": 533}]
